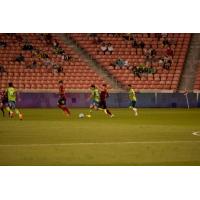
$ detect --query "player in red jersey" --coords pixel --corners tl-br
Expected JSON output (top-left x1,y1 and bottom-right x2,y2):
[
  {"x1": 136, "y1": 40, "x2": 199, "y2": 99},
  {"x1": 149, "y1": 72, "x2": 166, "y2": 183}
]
[
  {"x1": 98, "y1": 84, "x2": 114, "y2": 117},
  {"x1": 57, "y1": 80, "x2": 70, "y2": 116},
  {"x1": 0, "y1": 90, "x2": 8, "y2": 117}
]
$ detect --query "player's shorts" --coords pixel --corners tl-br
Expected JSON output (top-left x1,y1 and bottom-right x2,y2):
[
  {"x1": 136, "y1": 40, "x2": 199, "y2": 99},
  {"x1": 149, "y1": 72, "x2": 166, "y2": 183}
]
[
  {"x1": 91, "y1": 99, "x2": 99, "y2": 107},
  {"x1": 58, "y1": 97, "x2": 66, "y2": 106},
  {"x1": 8, "y1": 101, "x2": 16, "y2": 109},
  {"x1": 129, "y1": 100, "x2": 136, "y2": 108},
  {"x1": 98, "y1": 100, "x2": 107, "y2": 109}
]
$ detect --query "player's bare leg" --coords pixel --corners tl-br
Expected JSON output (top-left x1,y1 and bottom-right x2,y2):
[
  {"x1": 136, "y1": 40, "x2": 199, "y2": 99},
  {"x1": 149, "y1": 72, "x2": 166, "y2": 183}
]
[
  {"x1": 129, "y1": 106, "x2": 138, "y2": 116},
  {"x1": 104, "y1": 108, "x2": 114, "y2": 117},
  {"x1": 58, "y1": 105, "x2": 70, "y2": 116},
  {"x1": 0, "y1": 104, "x2": 5, "y2": 117},
  {"x1": 15, "y1": 108, "x2": 23, "y2": 120}
]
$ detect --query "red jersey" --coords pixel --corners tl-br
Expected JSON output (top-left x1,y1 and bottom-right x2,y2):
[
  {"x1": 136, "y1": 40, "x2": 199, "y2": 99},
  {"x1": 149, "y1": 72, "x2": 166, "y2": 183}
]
[
  {"x1": 59, "y1": 85, "x2": 65, "y2": 97},
  {"x1": 100, "y1": 89, "x2": 109, "y2": 101}
]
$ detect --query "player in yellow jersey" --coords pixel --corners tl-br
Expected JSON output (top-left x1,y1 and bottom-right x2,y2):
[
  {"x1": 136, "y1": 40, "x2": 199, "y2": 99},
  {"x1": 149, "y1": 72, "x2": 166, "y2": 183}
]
[
  {"x1": 128, "y1": 84, "x2": 138, "y2": 116},
  {"x1": 6, "y1": 82, "x2": 23, "y2": 120}
]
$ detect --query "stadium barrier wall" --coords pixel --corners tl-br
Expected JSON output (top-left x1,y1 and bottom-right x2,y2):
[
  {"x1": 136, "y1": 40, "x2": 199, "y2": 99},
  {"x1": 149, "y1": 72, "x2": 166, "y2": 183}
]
[{"x1": 17, "y1": 92, "x2": 200, "y2": 108}]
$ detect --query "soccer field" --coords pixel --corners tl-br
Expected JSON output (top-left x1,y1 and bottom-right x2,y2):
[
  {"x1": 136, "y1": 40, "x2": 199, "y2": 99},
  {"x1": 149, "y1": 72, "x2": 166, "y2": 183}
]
[{"x1": 0, "y1": 108, "x2": 200, "y2": 166}]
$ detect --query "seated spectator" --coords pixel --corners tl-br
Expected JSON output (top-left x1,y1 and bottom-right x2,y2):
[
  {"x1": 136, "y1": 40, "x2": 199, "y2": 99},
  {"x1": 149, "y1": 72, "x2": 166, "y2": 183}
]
[
  {"x1": 100, "y1": 43, "x2": 108, "y2": 55},
  {"x1": 15, "y1": 53, "x2": 25, "y2": 63},
  {"x1": 112, "y1": 58, "x2": 125, "y2": 69},
  {"x1": 163, "y1": 57, "x2": 172, "y2": 70},
  {"x1": 138, "y1": 40, "x2": 145, "y2": 50},
  {"x1": 107, "y1": 43, "x2": 114, "y2": 54},
  {"x1": 0, "y1": 64, "x2": 6, "y2": 74},
  {"x1": 52, "y1": 40, "x2": 59, "y2": 48},
  {"x1": 53, "y1": 46, "x2": 65, "y2": 55},
  {"x1": 132, "y1": 39, "x2": 138, "y2": 48},
  {"x1": 162, "y1": 38, "x2": 170, "y2": 47},
  {"x1": 0, "y1": 41, "x2": 7, "y2": 48},
  {"x1": 53, "y1": 64, "x2": 63, "y2": 74},
  {"x1": 22, "y1": 43, "x2": 34, "y2": 51},
  {"x1": 61, "y1": 53, "x2": 72, "y2": 61},
  {"x1": 132, "y1": 64, "x2": 156, "y2": 78}
]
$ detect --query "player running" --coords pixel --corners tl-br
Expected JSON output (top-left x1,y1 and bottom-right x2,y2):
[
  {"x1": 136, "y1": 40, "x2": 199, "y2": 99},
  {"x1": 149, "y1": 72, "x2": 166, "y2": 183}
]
[
  {"x1": 6, "y1": 82, "x2": 23, "y2": 120},
  {"x1": 0, "y1": 90, "x2": 8, "y2": 117},
  {"x1": 98, "y1": 84, "x2": 114, "y2": 117},
  {"x1": 89, "y1": 84, "x2": 100, "y2": 113},
  {"x1": 57, "y1": 80, "x2": 70, "y2": 116},
  {"x1": 128, "y1": 84, "x2": 138, "y2": 116}
]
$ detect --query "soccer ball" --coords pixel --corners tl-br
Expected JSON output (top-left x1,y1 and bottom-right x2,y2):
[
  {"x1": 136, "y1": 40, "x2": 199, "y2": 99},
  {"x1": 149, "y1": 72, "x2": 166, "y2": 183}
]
[{"x1": 79, "y1": 113, "x2": 85, "y2": 118}]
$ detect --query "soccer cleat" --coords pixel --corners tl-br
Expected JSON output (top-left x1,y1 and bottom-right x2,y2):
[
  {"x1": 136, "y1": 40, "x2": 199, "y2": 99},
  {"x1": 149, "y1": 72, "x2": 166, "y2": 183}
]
[
  {"x1": 110, "y1": 114, "x2": 114, "y2": 118},
  {"x1": 19, "y1": 113, "x2": 23, "y2": 120}
]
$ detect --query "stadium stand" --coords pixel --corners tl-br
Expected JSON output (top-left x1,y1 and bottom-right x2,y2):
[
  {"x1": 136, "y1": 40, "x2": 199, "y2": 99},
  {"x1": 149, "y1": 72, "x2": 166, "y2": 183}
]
[
  {"x1": 0, "y1": 33, "x2": 110, "y2": 90},
  {"x1": 70, "y1": 33, "x2": 191, "y2": 90}
]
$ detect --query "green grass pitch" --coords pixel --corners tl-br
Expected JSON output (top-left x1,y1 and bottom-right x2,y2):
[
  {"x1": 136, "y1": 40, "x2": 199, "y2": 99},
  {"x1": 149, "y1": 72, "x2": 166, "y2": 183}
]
[{"x1": 0, "y1": 108, "x2": 200, "y2": 166}]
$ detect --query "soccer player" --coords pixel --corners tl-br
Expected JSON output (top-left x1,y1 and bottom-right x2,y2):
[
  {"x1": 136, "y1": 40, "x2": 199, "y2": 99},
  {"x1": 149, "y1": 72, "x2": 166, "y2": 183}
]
[
  {"x1": 98, "y1": 84, "x2": 114, "y2": 117},
  {"x1": 57, "y1": 80, "x2": 70, "y2": 116},
  {"x1": 89, "y1": 84, "x2": 100, "y2": 113},
  {"x1": 6, "y1": 82, "x2": 23, "y2": 120},
  {"x1": 0, "y1": 90, "x2": 7, "y2": 117},
  {"x1": 128, "y1": 84, "x2": 138, "y2": 116}
]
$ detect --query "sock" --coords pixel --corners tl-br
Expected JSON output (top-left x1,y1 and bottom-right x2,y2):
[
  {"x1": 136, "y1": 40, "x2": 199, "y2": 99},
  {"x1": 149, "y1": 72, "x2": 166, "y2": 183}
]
[
  {"x1": 6, "y1": 106, "x2": 11, "y2": 112},
  {"x1": 1, "y1": 107, "x2": 5, "y2": 116},
  {"x1": 63, "y1": 107, "x2": 70, "y2": 115},
  {"x1": 106, "y1": 109, "x2": 112, "y2": 116},
  {"x1": 15, "y1": 109, "x2": 20, "y2": 116}
]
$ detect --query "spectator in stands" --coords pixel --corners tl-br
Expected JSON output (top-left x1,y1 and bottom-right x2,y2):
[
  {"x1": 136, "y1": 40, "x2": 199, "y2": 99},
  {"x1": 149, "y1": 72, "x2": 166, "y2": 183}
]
[
  {"x1": 52, "y1": 64, "x2": 63, "y2": 74},
  {"x1": 52, "y1": 40, "x2": 59, "y2": 48},
  {"x1": 0, "y1": 41, "x2": 7, "y2": 48},
  {"x1": 100, "y1": 42, "x2": 108, "y2": 55},
  {"x1": 162, "y1": 37, "x2": 170, "y2": 47},
  {"x1": 132, "y1": 64, "x2": 156, "y2": 78},
  {"x1": 0, "y1": 64, "x2": 6, "y2": 75},
  {"x1": 15, "y1": 53, "x2": 25, "y2": 63},
  {"x1": 159, "y1": 56, "x2": 172, "y2": 70},
  {"x1": 112, "y1": 58, "x2": 125, "y2": 69},
  {"x1": 22, "y1": 42, "x2": 34, "y2": 51},
  {"x1": 61, "y1": 53, "x2": 72, "y2": 61},
  {"x1": 131, "y1": 39, "x2": 138, "y2": 48},
  {"x1": 138, "y1": 40, "x2": 145, "y2": 50},
  {"x1": 107, "y1": 43, "x2": 114, "y2": 54}
]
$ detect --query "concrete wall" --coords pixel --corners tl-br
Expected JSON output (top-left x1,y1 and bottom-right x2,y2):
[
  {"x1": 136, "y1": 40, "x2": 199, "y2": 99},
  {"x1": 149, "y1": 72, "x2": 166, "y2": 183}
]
[{"x1": 17, "y1": 92, "x2": 200, "y2": 108}]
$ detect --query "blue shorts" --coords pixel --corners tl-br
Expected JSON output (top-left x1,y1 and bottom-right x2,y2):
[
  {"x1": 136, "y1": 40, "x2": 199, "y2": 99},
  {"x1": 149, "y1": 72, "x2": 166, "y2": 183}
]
[
  {"x1": 91, "y1": 100, "x2": 99, "y2": 107},
  {"x1": 129, "y1": 100, "x2": 136, "y2": 108},
  {"x1": 8, "y1": 101, "x2": 16, "y2": 109}
]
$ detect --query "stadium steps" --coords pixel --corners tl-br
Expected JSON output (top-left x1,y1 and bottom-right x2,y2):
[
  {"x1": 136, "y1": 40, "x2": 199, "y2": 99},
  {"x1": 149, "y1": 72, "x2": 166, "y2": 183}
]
[
  {"x1": 58, "y1": 34, "x2": 124, "y2": 91},
  {"x1": 179, "y1": 33, "x2": 200, "y2": 91}
]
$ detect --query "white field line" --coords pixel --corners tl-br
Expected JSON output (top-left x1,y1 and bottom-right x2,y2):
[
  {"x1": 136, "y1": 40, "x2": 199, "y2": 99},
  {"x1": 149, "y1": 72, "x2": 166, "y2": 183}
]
[{"x1": 0, "y1": 140, "x2": 200, "y2": 147}]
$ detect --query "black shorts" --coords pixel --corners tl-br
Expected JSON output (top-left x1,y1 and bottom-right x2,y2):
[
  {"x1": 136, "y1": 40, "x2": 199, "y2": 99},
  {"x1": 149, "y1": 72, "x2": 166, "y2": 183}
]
[
  {"x1": 129, "y1": 100, "x2": 136, "y2": 108},
  {"x1": 98, "y1": 100, "x2": 107, "y2": 109},
  {"x1": 58, "y1": 97, "x2": 66, "y2": 106}
]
